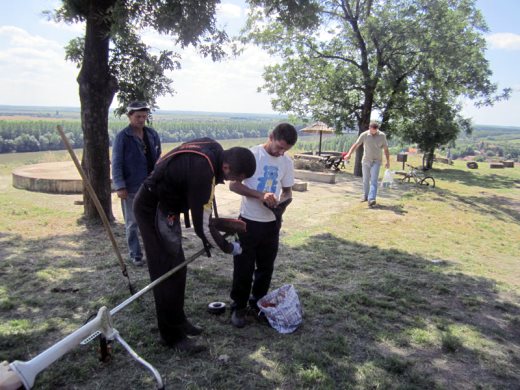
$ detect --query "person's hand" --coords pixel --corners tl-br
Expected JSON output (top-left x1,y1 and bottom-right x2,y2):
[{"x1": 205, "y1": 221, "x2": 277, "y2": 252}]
[
  {"x1": 262, "y1": 192, "x2": 277, "y2": 208},
  {"x1": 116, "y1": 188, "x2": 128, "y2": 199},
  {"x1": 344, "y1": 153, "x2": 351, "y2": 161},
  {"x1": 385, "y1": 161, "x2": 390, "y2": 169},
  {"x1": 231, "y1": 241, "x2": 242, "y2": 256}
]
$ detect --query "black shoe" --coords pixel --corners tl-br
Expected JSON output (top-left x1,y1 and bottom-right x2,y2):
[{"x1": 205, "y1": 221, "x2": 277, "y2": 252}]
[
  {"x1": 368, "y1": 199, "x2": 376, "y2": 207},
  {"x1": 248, "y1": 297, "x2": 260, "y2": 314},
  {"x1": 181, "y1": 320, "x2": 203, "y2": 336},
  {"x1": 231, "y1": 308, "x2": 247, "y2": 328},
  {"x1": 256, "y1": 311, "x2": 270, "y2": 325},
  {"x1": 165, "y1": 337, "x2": 206, "y2": 354}
]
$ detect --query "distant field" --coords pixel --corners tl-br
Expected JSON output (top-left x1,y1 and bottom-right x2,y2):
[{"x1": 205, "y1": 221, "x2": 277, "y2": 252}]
[{"x1": 1, "y1": 105, "x2": 519, "y2": 162}]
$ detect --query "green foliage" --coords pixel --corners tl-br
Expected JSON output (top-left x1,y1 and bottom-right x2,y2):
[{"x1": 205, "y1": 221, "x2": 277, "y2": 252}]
[
  {"x1": 397, "y1": 93, "x2": 472, "y2": 156},
  {"x1": 242, "y1": 0, "x2": 510, "y2": 160}
]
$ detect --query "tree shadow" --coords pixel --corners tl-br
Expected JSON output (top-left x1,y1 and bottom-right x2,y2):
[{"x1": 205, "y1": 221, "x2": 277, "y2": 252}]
[
  {"x1": 0, "y1": 227, "x2": 147, "y2": 362},
  {"x1": 433, "y1": 187, "x2": 520, "y2": 224},
  {"x1": 243, "y1": 233, "x2": 520, "y2": 389},
  {"x1": 435, "y1": 167, "x2": 520, "y2": 190},
  {"x1": 369, "y1": 203, "x2": 408, "y2": 215},
  {"x1": 2, "y1": 230, "x2": 519, "y2": 389}
]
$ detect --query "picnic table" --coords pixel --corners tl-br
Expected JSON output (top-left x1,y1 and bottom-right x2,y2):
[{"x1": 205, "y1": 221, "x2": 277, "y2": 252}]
[{"x1": 293, "y1": 153, "x2": 345, "y2": 171}]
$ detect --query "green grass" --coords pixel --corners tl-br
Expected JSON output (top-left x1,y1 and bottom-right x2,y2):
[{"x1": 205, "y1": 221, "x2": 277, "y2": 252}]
[{"x1": 0, "y1": 148, "x2": 519, "y2": 389}]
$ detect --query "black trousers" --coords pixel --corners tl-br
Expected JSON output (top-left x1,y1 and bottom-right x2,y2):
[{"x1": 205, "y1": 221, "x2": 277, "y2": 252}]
[
  {"x1": 134, "y1": 185, "x2": 187, "y2": 344},
  {"x1": 230, "y1": 217, "x2": 279, "y2": 309}
]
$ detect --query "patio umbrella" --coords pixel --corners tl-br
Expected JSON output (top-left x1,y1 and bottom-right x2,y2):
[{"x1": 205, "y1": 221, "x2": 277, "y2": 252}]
[{"x1": 300, "y1": 121, "x2": 335, "y2": 156}]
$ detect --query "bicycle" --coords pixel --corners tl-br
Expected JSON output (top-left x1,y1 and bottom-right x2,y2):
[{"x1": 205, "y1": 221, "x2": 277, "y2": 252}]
[{"x1": 400, "y1": 164, "x2": 436, "y2": 188}]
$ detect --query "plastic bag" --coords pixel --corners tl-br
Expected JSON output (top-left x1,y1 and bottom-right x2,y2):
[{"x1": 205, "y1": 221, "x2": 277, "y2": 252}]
[
  {"x1": 381, "y1": 169, "x2": 394, "y2": 188},
  {"x1": 258, "y1": 284, "x2": 303, "y2": 334}
]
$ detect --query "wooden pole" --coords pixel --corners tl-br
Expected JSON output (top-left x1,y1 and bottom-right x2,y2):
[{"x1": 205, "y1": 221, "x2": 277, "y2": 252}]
[{"x1": 56, "y1": 125, "x2": 136, "y2": 295}]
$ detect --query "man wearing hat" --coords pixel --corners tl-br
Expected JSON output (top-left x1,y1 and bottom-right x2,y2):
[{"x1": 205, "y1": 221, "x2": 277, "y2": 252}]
[{"x1": 112, "y1": 101, "x2": 162, "y2": 266}]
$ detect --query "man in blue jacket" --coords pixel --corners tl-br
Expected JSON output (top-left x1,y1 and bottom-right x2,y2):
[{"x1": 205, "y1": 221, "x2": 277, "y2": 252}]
[{"x1": 112, "y1": 101, "x2": 161, "y2": 266}]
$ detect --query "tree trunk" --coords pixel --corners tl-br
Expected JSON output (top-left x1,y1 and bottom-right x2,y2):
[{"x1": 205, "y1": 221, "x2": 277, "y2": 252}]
[
  {"x1": 78, "y1": 0, "x2": 118, "y2": 223},
  {"x1": 422, "y1": 148, "x2": 435, "y2": 170}
]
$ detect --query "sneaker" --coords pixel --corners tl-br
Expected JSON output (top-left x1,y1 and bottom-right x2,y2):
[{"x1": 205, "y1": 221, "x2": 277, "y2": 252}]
[
  {"x1": 131, "y1": 258, "x2": 145, "y2": 267},
  {"x1": 181, "y1": 320, "x2": 203, "y2": 336},
  {"x1": 368, "y1": 200, "x2": 376, "y2": 207},
  {"x1": 231, "y1": 308, "x2": 247, "y2": 328},
  {"x1": 361, "y1": 196, "x2": 368, "y2": 202}
]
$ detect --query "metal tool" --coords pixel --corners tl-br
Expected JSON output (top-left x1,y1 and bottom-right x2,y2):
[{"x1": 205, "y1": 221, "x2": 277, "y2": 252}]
[{"x1": 3, "y1": 246, "x2": 209, "y2": 389}]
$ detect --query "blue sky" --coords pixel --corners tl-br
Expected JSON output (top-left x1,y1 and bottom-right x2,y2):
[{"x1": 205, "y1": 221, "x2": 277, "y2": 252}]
[{"x1": 0, "y1": 0, "x2": 519, "y2": 127}]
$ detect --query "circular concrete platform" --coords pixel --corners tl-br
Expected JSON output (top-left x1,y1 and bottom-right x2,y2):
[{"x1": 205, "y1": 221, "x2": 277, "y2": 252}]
[{"x1": 12, "y1": 161, "x2": 83, "y2": 194}]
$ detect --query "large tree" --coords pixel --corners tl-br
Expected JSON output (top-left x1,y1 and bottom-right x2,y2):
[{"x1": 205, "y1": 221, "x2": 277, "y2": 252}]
[
  {"x1": 243, "y1": 0, "x2": 509, "y2": 175},
  {"x1": 53, "y1": 0, "x2": 227, "y2": 222}
]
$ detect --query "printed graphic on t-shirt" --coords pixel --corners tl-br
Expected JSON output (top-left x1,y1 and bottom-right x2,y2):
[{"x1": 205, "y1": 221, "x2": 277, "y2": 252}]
[{"x1": 256, "y1": 165, "x2": 279, "y2": 193}]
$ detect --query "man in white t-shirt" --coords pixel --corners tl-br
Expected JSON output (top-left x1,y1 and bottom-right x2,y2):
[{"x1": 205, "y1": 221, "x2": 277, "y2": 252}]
[{"x1": 228, "y1": 123, "x2": 298, "y2": 328}]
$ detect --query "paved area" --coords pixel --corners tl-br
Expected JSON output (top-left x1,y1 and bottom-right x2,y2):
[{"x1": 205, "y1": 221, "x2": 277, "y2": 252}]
[
  {"x1": 213, "y1": 173, "x2": 365, "y2": 218},
  {"x1": 14, "y1": 161, "x2": 397, "y2": 224}
]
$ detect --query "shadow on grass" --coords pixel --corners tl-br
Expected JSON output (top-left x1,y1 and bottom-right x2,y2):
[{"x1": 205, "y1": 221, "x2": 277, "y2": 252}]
[
  {"x1": 435, "y1": 167, "x2": 520, "y2": 190},
  {"x1": 0, "y1": 226, "x2": 145, "y2": 360},
  {"x1": 369, "y1": 203, "x2": 408, "y2": 215},
  {"x1": 433, "y1": 187, "x2": 520, "y2": 223},
  {"x1": 1, "y1": 230, "x2": 519, "y2": 389},
  {"x1": 228, "y1": 233, "x2": 520, "y2": 389}
]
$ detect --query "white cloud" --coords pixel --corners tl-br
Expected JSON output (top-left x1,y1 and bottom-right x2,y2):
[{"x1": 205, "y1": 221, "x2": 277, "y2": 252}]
[
  {"x1": 141, "y1": 31, "x2": 180, "y2": 51},
  {"x1": 0, "y1": 26, "x2": 80, "y2": 107},
  {"x1": 0, "y1": 26, "x2": 62, "y2": 49},
  {"x1": 156, "y1": 45, "x2": 276, "y2": 113},
  {"x1": 486, "y1": 32, "x2": 520, "y2": 50},
  {"x1": 217, "y1": 3, "x2": 243, "y2": 19}
]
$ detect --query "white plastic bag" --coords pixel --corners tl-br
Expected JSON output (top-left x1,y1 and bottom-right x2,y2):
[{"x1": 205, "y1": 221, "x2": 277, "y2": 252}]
[
  {"x1": 381, "y1": 169, "x2": 394, "y2": 188},
  {"x1": 258, "y1": 284, "x2": 303, "y2": 334}
]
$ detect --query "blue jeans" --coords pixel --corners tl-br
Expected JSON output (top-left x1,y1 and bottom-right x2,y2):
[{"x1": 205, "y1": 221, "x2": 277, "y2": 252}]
[
  {"x1": 121, "y1": 193, "x2": 143, "y2": 260},
  {"x1": 362, "y1": 160, "x2": 381, "y2": 201}
]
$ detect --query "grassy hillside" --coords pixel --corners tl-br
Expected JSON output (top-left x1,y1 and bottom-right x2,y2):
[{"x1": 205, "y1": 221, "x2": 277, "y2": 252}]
[{"x1": 0, "y1": 143, "x2": 519, "y2": 389}]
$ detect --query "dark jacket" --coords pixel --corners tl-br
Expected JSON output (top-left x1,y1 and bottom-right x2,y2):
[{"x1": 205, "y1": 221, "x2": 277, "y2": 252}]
[
  {"x1": 112, "y1": 125, "x2": 161, "y2": 193},
  {"x1": 144, "y1": 138, "x2": 232, "y2": 254}
]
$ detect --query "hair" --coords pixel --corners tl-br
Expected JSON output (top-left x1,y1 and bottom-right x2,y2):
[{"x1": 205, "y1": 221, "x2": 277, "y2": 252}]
[
  {"x1": 223, "y1": 147, "x2": 256, "y2": 178},
  {"x1": 271, "y1": 122, "x2": 298, "y2": 146},
  {"x1": 369, "y1": 121, "x2": 380, "y2": 129}
]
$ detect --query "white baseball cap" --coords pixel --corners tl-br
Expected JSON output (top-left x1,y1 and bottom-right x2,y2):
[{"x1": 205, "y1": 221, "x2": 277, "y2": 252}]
[{"x1": 126, "y1": 101, "x2": 150, "y2": 114}]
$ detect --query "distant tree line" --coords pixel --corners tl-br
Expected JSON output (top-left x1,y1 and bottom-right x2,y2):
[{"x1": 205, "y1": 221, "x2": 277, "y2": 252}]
[
  {"x1": 448, "y1": 140, "x2": 520, "y2": 162},
  {"x1": 0, "y1": 118, "x2": 279, "y2": 153}
]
